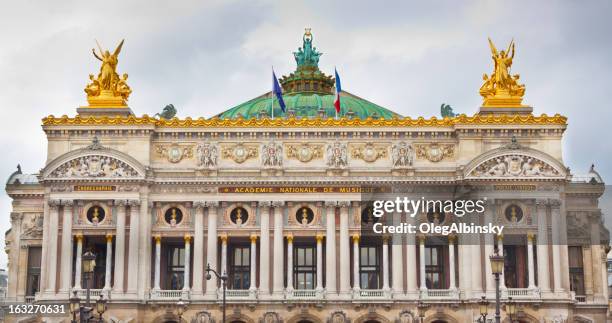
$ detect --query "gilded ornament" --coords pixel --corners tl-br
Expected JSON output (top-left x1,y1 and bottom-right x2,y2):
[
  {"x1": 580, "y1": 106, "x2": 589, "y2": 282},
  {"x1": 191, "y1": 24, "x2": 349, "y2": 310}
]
[
  {"x1": 415, "y1": 143, "x2": 455, "y2": 162},
  {"x1": 84, "y1": 39, "x2": 132, "y2": 107},
  {"x1": 222, "y1": 143, "x2": 258, "y2": 163},
  {"x1": 155, "y1": 144, "x2": 193, "y2": 163},
  {"x1": 286, "y1": 143, "x2": 323, "y2": 162},
  {"x1": 480, "y1": 38, "x2": 526, "y2": 107},
  {"x1": 351, "y1": 143, "x2": 387, "y2": 163}
]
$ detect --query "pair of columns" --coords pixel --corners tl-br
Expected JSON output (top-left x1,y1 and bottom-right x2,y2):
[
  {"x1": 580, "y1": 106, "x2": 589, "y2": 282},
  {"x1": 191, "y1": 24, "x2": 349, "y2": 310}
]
[
  {"x1": 416, "y1": 235, "x2": 456, "y2": 291},
  {"x1": 72, "y1": 233, "x2": 114, "y2": 290},
  {"x1": 153, "y1": 234, "x2": 192, "y2": 291}
]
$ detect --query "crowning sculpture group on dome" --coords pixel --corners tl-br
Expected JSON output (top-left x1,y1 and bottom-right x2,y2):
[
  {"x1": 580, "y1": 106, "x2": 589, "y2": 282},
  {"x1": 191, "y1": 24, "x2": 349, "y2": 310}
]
[{"x1": 4, "y1": 28, "x2": 609, "y2": 323}]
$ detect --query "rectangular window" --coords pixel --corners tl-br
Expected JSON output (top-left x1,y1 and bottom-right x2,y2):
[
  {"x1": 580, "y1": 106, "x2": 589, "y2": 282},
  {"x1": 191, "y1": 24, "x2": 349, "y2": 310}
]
[
  {"x1": 166, "y1": 246, "x2": 185, "y2": 290},
  {"x1": 569, "y1": 246, "x2": 585, "y2": 295},
  {"x1": 425, "y1": 246, "x2": 445, "y2": 289},
  {"x1": 230, "y1": 245, "x2": 250, "y2": 290},
  {"x1": 503, "y1": 245, "x2": 528, "y2": 288},
  {"x1": 26, "y1": 247, "x2": 42, "y2": 296},
  {"x1": 359, "y1": 246, "x2": 380, "y2": 289},
  {"x1": 294, "y1": 245, "x2": 316, "y2": 290}
]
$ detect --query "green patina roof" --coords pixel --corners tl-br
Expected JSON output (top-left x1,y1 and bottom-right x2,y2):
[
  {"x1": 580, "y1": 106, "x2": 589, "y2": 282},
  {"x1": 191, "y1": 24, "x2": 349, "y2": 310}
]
[
  {"x1": 217, "y1": 91, "x2": 400, "y2": 119},
  {"x1": 217, "y1": 29, "x2": 401, "y2": 120}
]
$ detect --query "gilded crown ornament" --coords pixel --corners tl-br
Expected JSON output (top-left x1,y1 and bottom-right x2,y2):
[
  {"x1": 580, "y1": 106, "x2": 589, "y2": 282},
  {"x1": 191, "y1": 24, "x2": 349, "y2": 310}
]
[
  {"x1": 480, "y1": 38, "x2": 526, "y2": 107},
  {"x1": 84, "y1": 39, "x2": 131, "y2": 107}
]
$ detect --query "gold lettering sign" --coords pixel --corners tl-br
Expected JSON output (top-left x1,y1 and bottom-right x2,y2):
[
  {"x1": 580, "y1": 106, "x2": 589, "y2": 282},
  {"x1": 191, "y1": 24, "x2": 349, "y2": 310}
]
[
  {"x1": 74, "y1": 185, "x2": 117, "y2": 192},
  {"x1": 493, "y1": 184, "x2": 536, "y2": 191},
  {"x1": 219, "y1": 186, "x2": 386, "y2": 194}
]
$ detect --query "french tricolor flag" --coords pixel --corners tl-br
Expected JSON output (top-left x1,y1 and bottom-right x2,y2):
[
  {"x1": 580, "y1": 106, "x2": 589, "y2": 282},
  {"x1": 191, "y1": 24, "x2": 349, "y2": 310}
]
[{"x1": 334, "y1": 68, "x2": 342, "y2": 115}]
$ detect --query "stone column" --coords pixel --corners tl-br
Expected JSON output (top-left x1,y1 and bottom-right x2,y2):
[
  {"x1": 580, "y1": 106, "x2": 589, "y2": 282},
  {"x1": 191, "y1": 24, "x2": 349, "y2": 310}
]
[
  {"x1": 419, "y1": 236, "x2": 426, "y2": 291},
  {"x1": 391, "y1": 213, "x2": 404, "y2": 295},
  {"x1": 382, "y1": 235, "x2": 390, "y2": 291},
  {"x1": 127, "y1": 200, "x2": 140, "y2": 294},
  {"x1": 153, "y1": 235, "x2": 161, "y2": 290},
  {"x1": 73, "y1": 234, "x2": 83, "y2": 290},
  {"x1": 536, "y1": 200, "x2": 550, "y2": 292},
  {"x1": 458, "y1": 232, "x2": 473, "y2": 298},
  {"x1": 192, "y1": 202, "x2": 205, "y2": 295},
  {"x1": 406, "y1": 216, "x2": 418, "y2": 297},
  {"x1": 352, "y1": 234, "x2": 360, "y2": 291},
  {"x1": 137, "y1": 197, "x2": 151, "y2": 299},
  {"x1": 259, "y1": 202, "x2": 271, "y2": 295},
  {"x1": 339, "y1": 202, "x2": 351, "y2": 295},
  {"x1": 448, "y1": 235, "x2": 456, "y2": 290},
  {"x1": 59, "y1": 200, "x2": 74, "y2": 294},
  {"x1": 272, "y1": 201, "x2": 285, "y2": 296},
  {"x1": 104, "y1": 234, "x2": 113, "y2": 290},
  {"x1": 324, "y1": 201, "x2": 337, "y2": 294},
  {"x1": 527, "y1": 233, "x2": 536, "y2": 289},
  {"x1": 183, "y1": 235, "x2": 191, "y2": 291},
  {"x1": 113, "y1": 200, "x2": 126, "y2": 293},
  {"x1": 220, "y1": 234, "x2": 228, "y2": 278},
  {"x1": 550, "y1": 200, "x2": 563, "y2": 292},
  {"x1": 206, "y1": 202, "x2": 219, "y2": 295},
  {"x1": 249, "y1": 234, "x2": 258, "y2": 292},
  {"x1": 316, "y1": 234, "x2": 324, "y2": 292},
  {"x1": 286, "y1": 234, "x2": 294, "y2": 291},
  {"x1": 46, "y1": 200, "x2": 60, "y2": 293},
  {"x1": 497, "y1": 234, "x2": 506, "y2": 289},
  {"x1": 7, "y1": 213, "x2": 22, "y2": 299},
  {"x1": 484, "y1": 201, "x2": 496, "y2": 295}
]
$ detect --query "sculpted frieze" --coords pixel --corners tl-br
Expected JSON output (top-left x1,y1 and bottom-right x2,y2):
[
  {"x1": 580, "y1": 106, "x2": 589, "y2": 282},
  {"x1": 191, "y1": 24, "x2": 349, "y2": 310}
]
[
  {"x1": 262, "y1": 141, "x2": 283, "y2": 167},
  {"x1": 391, "y1": 141, "x2": 414, "y2": 167},
  {"x1": 21, "y1": 214, "x2": 43, "y2": 239},
  {"x1": 155, "y1": 143, "x2": 193, "y2": 163},
  {"x1": 286, "y1": 143, "x2": 323, "y2": 163},
  {"x1": 196, "y1": 142, "x2": 219, "y2": 169},
  {"x1": 49, "y1": 155, "x2": 140, "y2": 178},
  {"x1": 326, "y1": 141, "x2": 348, "y2": 168},
  {"x1": 414, "y1": 143, "x2": 454, "y2": 162},
  {"x1": 351, "y1": 142, "x2": 387, "y2": 163},
  {"x1": 468, "y1": 154, "x2": 560, "y2": 178}
]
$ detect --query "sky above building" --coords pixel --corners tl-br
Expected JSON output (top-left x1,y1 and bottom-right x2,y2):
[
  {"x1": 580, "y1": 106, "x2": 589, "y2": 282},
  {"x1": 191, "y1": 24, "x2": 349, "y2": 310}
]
[{"x1": 1, "y1": 0, "x2": 611, "y2": 268}]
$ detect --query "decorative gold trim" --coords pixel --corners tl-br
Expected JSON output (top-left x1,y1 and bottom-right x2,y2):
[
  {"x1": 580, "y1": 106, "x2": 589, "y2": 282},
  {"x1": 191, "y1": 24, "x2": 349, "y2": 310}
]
[{"x1": 42, "y1": 114, "x2": 568, "y2": 128}]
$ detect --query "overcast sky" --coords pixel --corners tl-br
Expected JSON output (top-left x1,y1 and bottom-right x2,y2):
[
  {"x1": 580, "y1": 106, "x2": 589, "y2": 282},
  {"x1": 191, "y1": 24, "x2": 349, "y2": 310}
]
[{"x1": 1, "y1": 1, "x2": 611, "y2": 268}]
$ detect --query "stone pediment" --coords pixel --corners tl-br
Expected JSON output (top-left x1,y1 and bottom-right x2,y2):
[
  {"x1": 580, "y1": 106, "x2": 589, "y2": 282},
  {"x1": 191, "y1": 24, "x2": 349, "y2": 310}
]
[
  {"x1": 41, "y1": 138, "x2": 146, "y2": 180},
  {"x1": 465, "y1": 145, "x2": 566, "y2": 180}
]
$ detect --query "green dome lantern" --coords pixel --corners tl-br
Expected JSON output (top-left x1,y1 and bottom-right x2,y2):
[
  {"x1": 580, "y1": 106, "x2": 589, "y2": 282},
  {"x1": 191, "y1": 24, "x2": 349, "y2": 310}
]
[{"x1": 217, "y1": 29, "x2": 401, "y2": 120}]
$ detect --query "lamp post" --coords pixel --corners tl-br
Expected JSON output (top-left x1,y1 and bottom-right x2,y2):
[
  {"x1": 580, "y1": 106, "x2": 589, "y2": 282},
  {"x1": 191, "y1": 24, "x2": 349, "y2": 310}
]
[
  {"x1": 95, "y1": 294, "x2": 107, "y2": 322},
  {"x1": 489, "y1": 251, "x2": 505, "y2": 323},
  {"x1": 417, "y1": 301, "x2": 428, "y2": 323},
  {"x1": 478, "y1": 295, "x2": 489, "y2": 323},
  {"x1": 80, "y1": 251, "x2": 97, "y2": 322},
  {"x1": 206, "y1": 263, "x2": 228, "y2": 323},
  {"x1": 176, "y1": 298, "x2": 187, "y2": 322},
  {"x1": 506, "y1": 297, "x2": 517, "y2": 323}
]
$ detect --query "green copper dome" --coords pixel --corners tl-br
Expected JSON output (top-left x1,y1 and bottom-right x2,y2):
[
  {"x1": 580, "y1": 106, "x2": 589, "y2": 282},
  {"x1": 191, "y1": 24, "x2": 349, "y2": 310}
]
[{"x1": 217, "y1": 29, "x2": 401, "y2": 120}]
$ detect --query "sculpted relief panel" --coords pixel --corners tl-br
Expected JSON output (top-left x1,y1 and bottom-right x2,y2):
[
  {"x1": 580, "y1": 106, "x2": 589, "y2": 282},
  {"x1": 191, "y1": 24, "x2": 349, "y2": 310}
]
[
  {"x1": 414, "y1": 143, "x2": 455, "y2": 162},
  {"x1": 49, "y1": 155, "x2": 140, "y2": 178},
  {"x1": 286, "y1": 143, "x2": 323, "y2": 163},
  {"x1": 468, "y1": 154, "x2": 561, "y2": 178},
  {"x1": 196, "y1": 142, "x2": 219, "y2": 169}
]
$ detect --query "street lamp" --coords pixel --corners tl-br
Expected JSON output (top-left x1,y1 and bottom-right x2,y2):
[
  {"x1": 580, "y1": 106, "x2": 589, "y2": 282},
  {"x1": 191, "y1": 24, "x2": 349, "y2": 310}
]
[
  {"x1": 95, "y1": 294, "x2": 107, "y2": 322},
  {"x1": 80, "y1": 250, "x2": 97, "y2": 322},
  {"x1": 417, "y1": 301, "x2": 428, "y2": 323},
  {"x1": 206, "y1": 263, "x2": 228, "y2": 323},
  {"x1": 69, "y1": 290, "x2": 80, "y2": 323},
  {"x1": 506, "y1": 297, "x2": 517, "y2": 323},
  {"x1": 478, "y1": 295, "x2": 489, "y2": 323},
  {"x1": 489, "y1": 251, "x2": 505, "y2": 323},
  {"x1": 176, "y1": 298, "x2": 187, "y2": 322}
]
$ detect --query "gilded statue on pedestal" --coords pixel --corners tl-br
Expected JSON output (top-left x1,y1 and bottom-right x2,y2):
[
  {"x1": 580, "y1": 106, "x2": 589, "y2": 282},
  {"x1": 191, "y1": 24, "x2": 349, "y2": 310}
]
[
  {"x1": 480, "y1": 38, "x2": 526, "y2": 107},
  {"x1": 84, "y1": 39, "x2": 131, "y2": 107}
]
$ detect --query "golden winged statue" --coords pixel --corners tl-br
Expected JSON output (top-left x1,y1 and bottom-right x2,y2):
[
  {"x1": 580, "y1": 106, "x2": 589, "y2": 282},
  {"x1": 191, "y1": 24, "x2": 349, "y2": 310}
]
[
  {"x1": 84, "y1": 39, "x2": 131, "y2": 107},
  {"x1": 480, "y1": 37, "x2": 526, "y2": 107}
]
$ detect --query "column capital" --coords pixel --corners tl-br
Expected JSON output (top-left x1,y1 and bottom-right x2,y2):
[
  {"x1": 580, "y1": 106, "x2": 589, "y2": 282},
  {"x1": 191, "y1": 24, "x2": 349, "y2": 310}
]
[
  {"x1": 258, "y1": 201, "x2": 272, "y2": 207},
  {"x1": 535, "y1": 199, "x2": 548, "y2": 206},
  {"x1": 62, "y1": 200, "x2": 75, "y2": 207},
  {"x1": 184, "y1": 234, "x2": 192, "y2": 243},
  {"x1": 352, "y1": 233, "x2": 360, "y2": 243},
  {"x1": 75, "y1": 233, "x2": 84, "y2": 242},
  {"x1": 286, "y1": 234, "x2": 294, "y2": 243},
  {"x1": 497, "y1": 233, "x2": 504, "y2": 240},
  {"x1": 324, "y1": 201, "x2": 338, "y2": 207},
  {"x1": 154, "y1": 235, "x2": 162, "y2": 244},
  {"x1": 549, "y1": 199, "x2": 561, "y2": 208},
  {"x1": 382, "y1": 234, "x2": 391, "y2": 243},
  {"x1": 448, "y1": 234, "x2": 457, "y2": 243},
  {"x1": 205, "y1": 201, "x2": 220, "y2": 208},
  {"x1": 219, "y1": 233, "x2": 228, "y2": 243},
  {"x1": 316, "y1": 233, "x2": 325, "y2": 243},
  {"x1": 527, "y1": 232, "x2": 536, "y2": 242},
  {"x1": 128, "y1": 199, "x2": 141, "y2": 207},
  {"x1": 271, "y1": 201, "x2": 285, "y2": 208},
  {"x1": 105, "y1": 234, "x2": 113, "y2": 242},
  {"x1": 114, "y1": 199, "x2": 128, "y2": 207},
  {"x1": 250, "y1": 234, "x2": 258, "y2": 243},
  {"x1": 193, "y1": 201, "x2": 206, "y2": 209},
  {"x1": 417, "y1": 234, "x2": 426, "y2": 243},
  {"x1": 338, "y1": 201, "x2": 351, "y2": 208},
  {"x1": 48, "y1": 199, "x2": 61, "y2": 208}
]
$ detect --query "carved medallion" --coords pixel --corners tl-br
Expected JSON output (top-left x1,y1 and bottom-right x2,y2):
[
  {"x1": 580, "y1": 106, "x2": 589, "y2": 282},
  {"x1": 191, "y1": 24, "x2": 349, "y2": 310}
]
[
  {"x1": 222, "y1": 143, "x2": 258, "y2": 163},
  {"x1": 286, "y1": 143, "x2": 323, "y2": 163},
  {"x1": 351, "y1": 143, "x2": 387, "y2": 162},
  {"x1": 156, "y1": 144, "x2": 193, "y2": 163},
  {"x1": 415, "y1": 143, "x2": 454, "y2": 162}
]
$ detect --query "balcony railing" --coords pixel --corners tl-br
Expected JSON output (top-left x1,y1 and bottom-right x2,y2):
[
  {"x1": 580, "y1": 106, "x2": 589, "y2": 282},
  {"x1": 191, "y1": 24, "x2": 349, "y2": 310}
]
[
  {"x1": 24, "y1": 296, "x2": 35, "y2": 304},
  {"x1": 286, "y1": 289, "x2": 320, "y2": 300},
  {"x1": 421, "y1": 288, "x2": 459, "y2": 300},
  {"x1": 150, "y1": 289, "x2": 189, "y2": 300},
  {"x1": 223, "y1": 289, "x2": 256, "y2": 300},
  {"x1": 74, "y1": 289, "x2": 105, "y2": 299},
  {"x1": 355, "y1": 289, "x2": 389, "y2": 300},
  {"x1": 505, "y1": 288, "x2": 540, "y2": 299}
]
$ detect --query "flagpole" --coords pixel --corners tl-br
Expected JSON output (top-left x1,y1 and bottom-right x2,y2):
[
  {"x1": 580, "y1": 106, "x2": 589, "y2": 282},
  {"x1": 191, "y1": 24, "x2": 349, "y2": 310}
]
[{"x1": 271, "y1": 67, "x2": 275, "y2": 119}]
